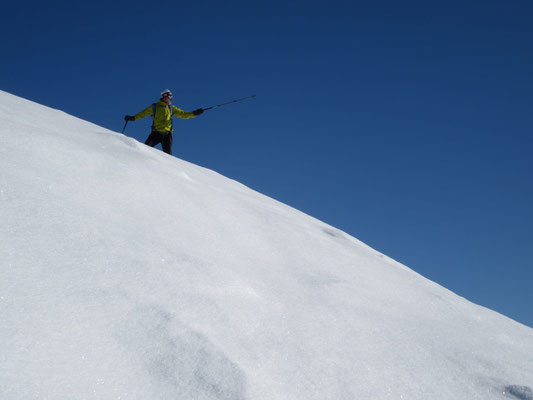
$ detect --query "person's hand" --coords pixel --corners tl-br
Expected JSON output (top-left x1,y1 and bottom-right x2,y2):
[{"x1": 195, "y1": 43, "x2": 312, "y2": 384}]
[
  {"x1": 124, "y1": 115, "x2": 135, "y2": 121},
  {"x1": 192, "y1": 108, "x2": 204, "y2": 116}
]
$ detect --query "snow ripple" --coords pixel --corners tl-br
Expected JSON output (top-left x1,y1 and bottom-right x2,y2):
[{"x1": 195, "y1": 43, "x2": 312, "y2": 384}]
[{"x1": 120, "y1": 303, "x2": 247, "y2": 400}]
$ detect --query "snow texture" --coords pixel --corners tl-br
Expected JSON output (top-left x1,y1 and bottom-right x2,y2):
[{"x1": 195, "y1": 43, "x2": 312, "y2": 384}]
[{"x1": 1, "y1": 89, "x2": 532, "y2": 399}]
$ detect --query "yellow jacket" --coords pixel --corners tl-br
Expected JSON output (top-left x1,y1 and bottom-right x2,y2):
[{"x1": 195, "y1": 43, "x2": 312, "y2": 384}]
[{"x1": 133, "y1": 101, "x2": 195, "y2": 133}]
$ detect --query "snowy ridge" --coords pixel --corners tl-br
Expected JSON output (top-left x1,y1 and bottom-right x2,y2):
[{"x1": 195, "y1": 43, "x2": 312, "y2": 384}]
[{"x1": 1, "y1": 89, "x2": 532, "y2": 400}]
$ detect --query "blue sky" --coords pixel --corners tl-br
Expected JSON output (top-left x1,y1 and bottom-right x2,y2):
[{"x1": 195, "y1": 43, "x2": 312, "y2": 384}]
[{"x1": 2, "y1": 0, "x2": 532, "y2": 328}]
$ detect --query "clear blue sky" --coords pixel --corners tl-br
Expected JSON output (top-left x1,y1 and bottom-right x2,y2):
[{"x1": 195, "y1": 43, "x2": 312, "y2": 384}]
[{"x1": 2, "y1": 0, "x2": 532, "y2": 328}]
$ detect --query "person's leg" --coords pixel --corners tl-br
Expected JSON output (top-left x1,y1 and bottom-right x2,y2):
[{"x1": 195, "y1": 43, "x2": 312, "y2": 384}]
[
  {"x1": 161, "y1": 133, "x2": 173, "y2": 155},
  {"x1": 145, "y1": 131, "x2": 162, "y2": 147}
]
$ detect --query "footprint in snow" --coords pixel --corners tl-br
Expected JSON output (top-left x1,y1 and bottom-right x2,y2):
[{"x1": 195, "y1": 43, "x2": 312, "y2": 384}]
[{"x1": 505, "y1": 385, "x2": 533, "y2": 400}]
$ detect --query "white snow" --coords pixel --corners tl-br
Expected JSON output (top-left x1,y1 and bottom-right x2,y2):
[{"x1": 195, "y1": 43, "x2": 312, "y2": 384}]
[{"x1": 1, "y1": 89, "x2": 532, "y2": 400}]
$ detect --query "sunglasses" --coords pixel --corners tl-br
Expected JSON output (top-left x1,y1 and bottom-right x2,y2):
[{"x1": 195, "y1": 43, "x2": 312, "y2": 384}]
[{"x1": 162, "y1": 93, "x2": 173, "y2": 99}]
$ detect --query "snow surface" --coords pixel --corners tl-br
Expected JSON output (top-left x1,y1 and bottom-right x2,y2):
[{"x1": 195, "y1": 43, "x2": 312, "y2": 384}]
[{"x1": 1, "y1": 89, "x2": 532, "y2": 400}]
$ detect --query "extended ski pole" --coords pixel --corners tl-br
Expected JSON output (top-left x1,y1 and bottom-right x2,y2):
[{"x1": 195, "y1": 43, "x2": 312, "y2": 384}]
[
  {"x1": 122, "y1": 120, "x2": 128, "y2": 133},
  {"x1": 202, "y1": 94, "x2": 256, "y2": 111}
]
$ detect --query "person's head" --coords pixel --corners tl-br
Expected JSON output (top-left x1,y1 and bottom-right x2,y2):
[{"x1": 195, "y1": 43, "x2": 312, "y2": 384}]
[{"x1": 161, "y1": 89, "x2": 173, "y2": 104}]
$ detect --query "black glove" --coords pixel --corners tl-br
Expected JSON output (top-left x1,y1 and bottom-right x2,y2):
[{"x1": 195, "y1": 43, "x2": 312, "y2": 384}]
[
  {"x1": 124, "y1": 115, "x2": 135, "y2": 121},
  {"x1": 192, "y1": 108, "x2": 204, "y2": 116}
]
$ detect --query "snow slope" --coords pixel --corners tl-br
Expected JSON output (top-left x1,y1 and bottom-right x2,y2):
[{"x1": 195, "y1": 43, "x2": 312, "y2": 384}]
[{"x1": 1, "y1": 89, "x2": 532, "y2": 400}]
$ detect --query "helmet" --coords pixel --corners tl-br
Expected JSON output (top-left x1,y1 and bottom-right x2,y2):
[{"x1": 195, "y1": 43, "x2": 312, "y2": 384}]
[{"x1": 161, "y1": 89, "x2": 173, "y2": 99}]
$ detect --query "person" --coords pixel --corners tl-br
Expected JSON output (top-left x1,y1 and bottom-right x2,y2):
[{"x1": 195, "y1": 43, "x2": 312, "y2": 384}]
[{"x1": 124, "y1": 89, "x2": 204, "y2": 155}]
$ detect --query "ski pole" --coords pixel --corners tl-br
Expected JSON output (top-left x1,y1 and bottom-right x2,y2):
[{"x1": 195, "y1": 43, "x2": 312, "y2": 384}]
[
  {"x1": 202, "y1": 94, "x2": 256, "y2": 111},
  {"x1": 122, "y1": 120, "x2": 128, "y2": 133}
]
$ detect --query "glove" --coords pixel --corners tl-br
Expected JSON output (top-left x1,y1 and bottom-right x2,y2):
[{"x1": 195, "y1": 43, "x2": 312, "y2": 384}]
[
  {"x1": 124, "y1": 115, "x2": 135, "y2": 121},
  {"x1": 192, "y1": 108, "x2": 204, "y2": 116}
]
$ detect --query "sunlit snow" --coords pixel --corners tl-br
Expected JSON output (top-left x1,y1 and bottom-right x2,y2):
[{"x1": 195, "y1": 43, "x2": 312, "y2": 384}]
[{"x1": 1, "y1": 90, "x2": 532, "y2": 399}]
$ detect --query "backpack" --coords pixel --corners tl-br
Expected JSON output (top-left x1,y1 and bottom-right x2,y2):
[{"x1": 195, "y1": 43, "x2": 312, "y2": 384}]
[{"x1": 151, "y1": 103, "x2": 173, "y2": 132}]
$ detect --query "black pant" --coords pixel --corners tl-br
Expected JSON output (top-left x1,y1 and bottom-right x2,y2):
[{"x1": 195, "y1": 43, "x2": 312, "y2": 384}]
[{"x1": 145, "y1": 131, "x2": 173, "y2": 155}]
